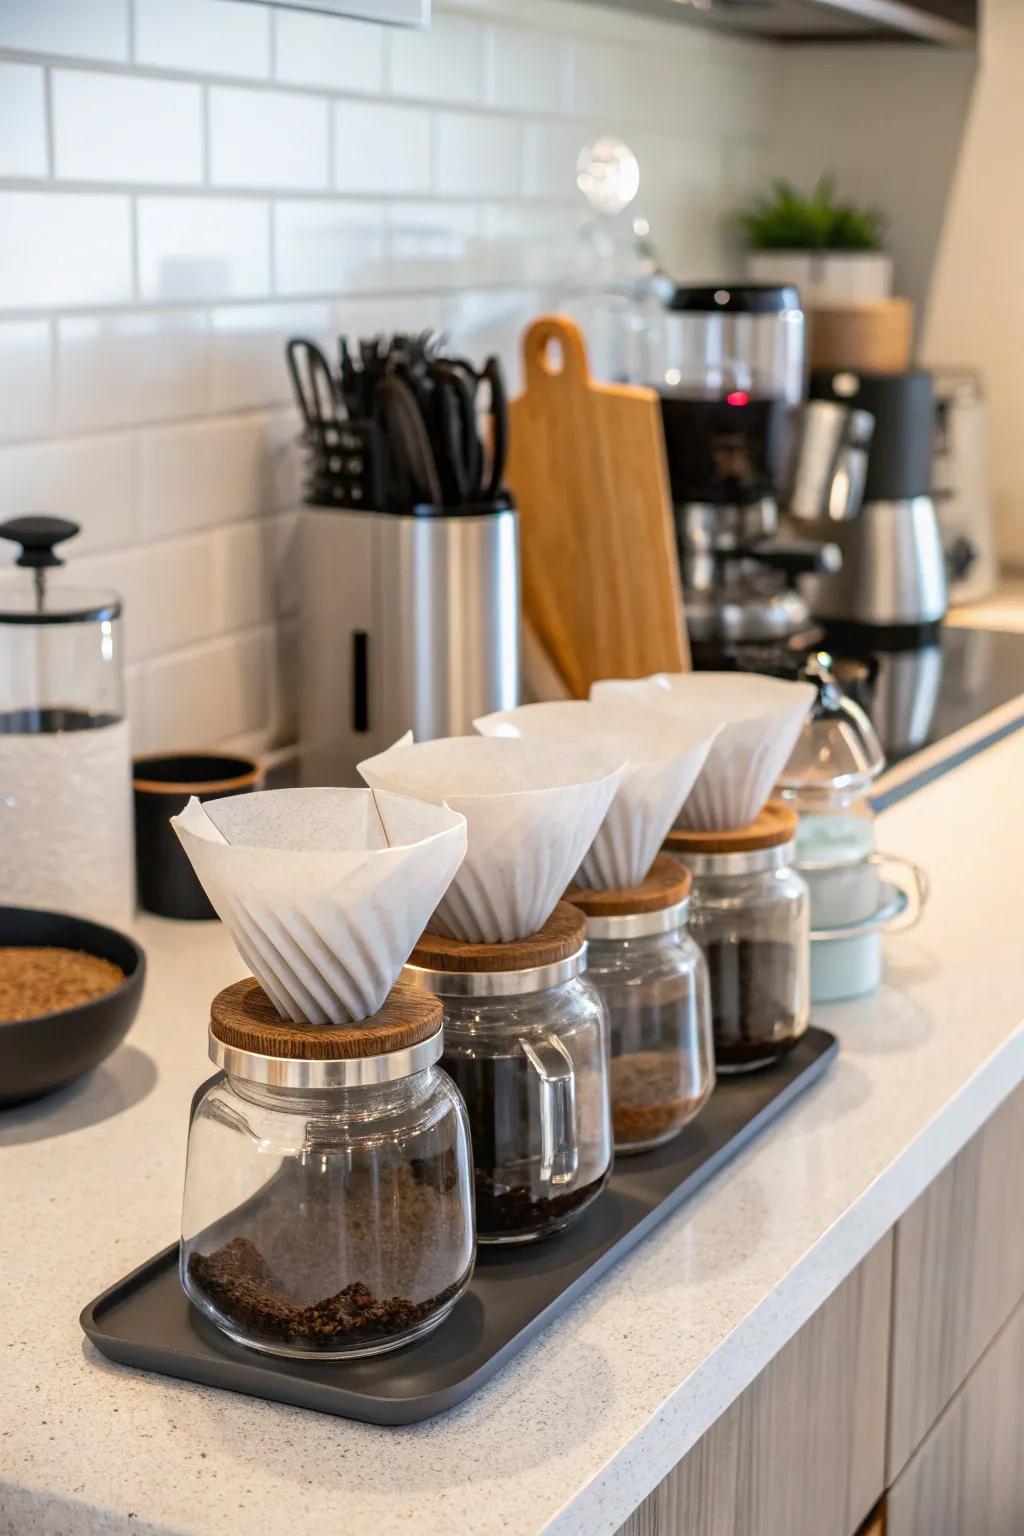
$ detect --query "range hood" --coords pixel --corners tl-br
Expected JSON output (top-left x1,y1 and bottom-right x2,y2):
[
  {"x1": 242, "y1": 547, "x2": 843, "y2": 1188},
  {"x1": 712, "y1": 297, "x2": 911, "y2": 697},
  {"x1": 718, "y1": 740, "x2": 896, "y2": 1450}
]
[{"x1": 586, "y1": 0, "x2": 976, "y2": 46}]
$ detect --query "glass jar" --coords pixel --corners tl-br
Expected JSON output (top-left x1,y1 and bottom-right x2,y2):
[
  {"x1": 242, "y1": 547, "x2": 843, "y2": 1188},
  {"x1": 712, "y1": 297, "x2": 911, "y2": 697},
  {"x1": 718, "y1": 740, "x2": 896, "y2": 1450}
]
[
  {"x1": 568, "y1": 855, "x2": 714, "y2": 1154},
  {"x1": 406, "y1": 903, "x2": 612, "y2": 1245},
  {"x1": 0, "y1": 514, "x2": 133, "y2": 927},
  {"x1": 666, "y1": 803, "x2": 809, "y2": 1072},
  {"x1": 181, "y1": 979, "x2": 475, "y2": 1360}
]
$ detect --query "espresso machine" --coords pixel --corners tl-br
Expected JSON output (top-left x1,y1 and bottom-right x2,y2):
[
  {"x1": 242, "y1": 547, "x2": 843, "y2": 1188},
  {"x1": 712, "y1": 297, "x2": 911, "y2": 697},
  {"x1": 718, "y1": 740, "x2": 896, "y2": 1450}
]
[{"x1": 657, "y1": 284, "x2": 865, "y2": 659}]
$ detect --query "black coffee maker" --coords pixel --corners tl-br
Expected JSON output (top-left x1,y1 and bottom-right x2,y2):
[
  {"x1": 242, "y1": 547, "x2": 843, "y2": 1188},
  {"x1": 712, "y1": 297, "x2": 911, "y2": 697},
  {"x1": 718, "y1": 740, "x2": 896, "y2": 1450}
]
[{"x1": 657, "y1": 283, "x2": 846, "y2": 659}]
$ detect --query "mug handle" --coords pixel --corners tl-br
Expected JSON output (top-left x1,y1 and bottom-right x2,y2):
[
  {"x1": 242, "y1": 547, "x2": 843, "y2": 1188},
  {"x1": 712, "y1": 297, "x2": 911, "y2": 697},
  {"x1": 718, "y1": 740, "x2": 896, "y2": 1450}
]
[
  {"x1": 521, "y1": 1034, "x2": 578, "y2": 1187},
  {"x1": 871, "y1": 852, "x2": 930, "y2": 933}
]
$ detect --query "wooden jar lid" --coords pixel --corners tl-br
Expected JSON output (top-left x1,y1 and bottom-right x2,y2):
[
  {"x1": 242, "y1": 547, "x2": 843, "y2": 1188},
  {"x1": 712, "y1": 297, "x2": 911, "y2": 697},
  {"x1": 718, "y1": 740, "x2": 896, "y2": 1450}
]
[
  {"x1": 408, "y1": 901, "x2": 585, "y2": 974},
  {"x1": 665, "y1": 799, "x2": 798, "y2": 856},
  {"x1": 210, "y1": 976, "x2": 442, "y2": 1060},
  {"x1": 565, "y1": 853, "x2": 691, "y2": 918}
]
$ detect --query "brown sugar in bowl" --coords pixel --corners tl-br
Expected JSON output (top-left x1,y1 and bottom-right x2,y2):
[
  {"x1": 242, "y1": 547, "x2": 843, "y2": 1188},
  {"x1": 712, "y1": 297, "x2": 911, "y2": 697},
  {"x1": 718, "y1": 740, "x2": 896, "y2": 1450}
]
[{"x1": 0, "y1": 907, "x2": 145, "y2": 1106}]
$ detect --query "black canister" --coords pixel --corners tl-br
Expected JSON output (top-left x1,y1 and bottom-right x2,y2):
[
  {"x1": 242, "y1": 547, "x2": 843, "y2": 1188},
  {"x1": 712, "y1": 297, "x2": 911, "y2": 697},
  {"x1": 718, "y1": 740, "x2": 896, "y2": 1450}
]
[{"x1": 133, "y1": 753, "x2": 262, "y2": 919}]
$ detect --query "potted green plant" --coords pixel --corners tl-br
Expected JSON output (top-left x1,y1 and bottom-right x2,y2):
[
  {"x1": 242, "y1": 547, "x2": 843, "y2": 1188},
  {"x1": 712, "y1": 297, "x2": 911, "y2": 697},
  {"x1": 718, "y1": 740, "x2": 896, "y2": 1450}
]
[{"x1": 738, "y1": 175, "x2": 892, "y2": 306}]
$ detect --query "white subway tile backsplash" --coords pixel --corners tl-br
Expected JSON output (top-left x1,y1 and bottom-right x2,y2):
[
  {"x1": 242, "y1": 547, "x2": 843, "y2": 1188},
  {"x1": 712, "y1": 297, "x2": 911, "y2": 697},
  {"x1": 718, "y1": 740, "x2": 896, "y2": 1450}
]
[
  {"x1": 133, "y1": 0, "x2": 271, "y2": 79},
  {"x1": 0, "y1": 192, "x2": 133, "y2": 309},
  {"x1": 213, "y1": 518, "x2": 274, "y2": 634},
  {"x1": 389, "y1": 13, "x2": 483, "y2": 106},
  {"x1": 333, "y1": 100, "x2": 431, "y2": 195},
  {"x1": 56, "y1": 310, "x2": 210, "y2": 433},
  {"x1": 0, "y1": 0, "x2": 774, "y2": 753},
  {"x1": 52, "y1": 70, "x2": 203, "y2": 185},
  {"x1": 75, "y1": 535, "x2": 219, "y2": 660},
  {"x1": 483, "y1": 24, "x2": 568, "y2": 115},
  {"x1": 387, "y1": 202, "x2": 482, "y2": 288},
  {"x1": 209, "y1": 87, "x2": 329, "y2": 191},
  {"x1": 570, "y1": 39, "x2": 648, "y2": 121},
  {"x1": 142, "y1": 628, "x2": 270, "y2": 752},
  {"x1": 0, "y1": 434, "x2": 136, "y2": 556},
  {"x1": 209, "y1": 301, "x2": 331, "y2": 413},
  {"x1": 274, "y1": 9, "x2": 385, "y2": 95},
  {"x1": 137, "y1": 197, "x2": 271, "y2": 300},
  {"x1": 522, "y1": 119, "x2": 588, "y2": 200},
  {"x1": 0, "y1": 0, "x2": 128, "y2": 62},
  {"x1": 480, "y1": 203, "x2": 582, "y2": 284},
  {"x1": 434, "y1": 112, "x2": 523, "y2": 198},
  {"x1": 331, "y1": 291, "x2": 445, "y2": 344},
  {"x1": 0, "y1": 321, "x2": 51, "y2": 443},
  {"x1": 138, "y1": 415, "x2": 271, "y2": 540},
  {"x1": 0, "y1": 64, "x2": 48, "y2": 178},
  {"x1": 274, "y1": 200, "x2": 386, "y2": 296}
]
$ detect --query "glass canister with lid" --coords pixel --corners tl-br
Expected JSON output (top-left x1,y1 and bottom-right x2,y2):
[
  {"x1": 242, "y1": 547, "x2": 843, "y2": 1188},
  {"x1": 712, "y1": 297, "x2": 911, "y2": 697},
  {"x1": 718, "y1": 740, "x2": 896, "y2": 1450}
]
[
  {"x1": 405, "y1": 902, "x2": 611, "y2": 1245},
  {"x1": 566, "y1": 854, "x2": 714, "y2": 1154},
  {"x1": 181, "y1": 977, "x2": 475, "y2": 1360},
  {"x1": 666, "y1": 802, "x2": 809, "y2": 1071},
  {"x1": 0, "y1": 515, "x2": 133, "y2": 926}
]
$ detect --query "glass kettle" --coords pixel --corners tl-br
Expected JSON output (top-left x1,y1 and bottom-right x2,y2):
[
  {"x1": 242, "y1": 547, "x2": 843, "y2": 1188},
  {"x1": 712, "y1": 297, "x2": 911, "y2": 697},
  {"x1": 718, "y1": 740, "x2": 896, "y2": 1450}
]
[{"x1": 0, "y1": 515, "x2": 134, "y2": 926}]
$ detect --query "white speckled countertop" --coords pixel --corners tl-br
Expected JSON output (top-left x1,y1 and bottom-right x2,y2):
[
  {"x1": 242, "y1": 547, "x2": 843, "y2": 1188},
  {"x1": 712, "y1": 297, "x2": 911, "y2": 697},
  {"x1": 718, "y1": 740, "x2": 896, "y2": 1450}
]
[{"x1": 4, "y1": 698, "x2": 1024, "y2": 1536}]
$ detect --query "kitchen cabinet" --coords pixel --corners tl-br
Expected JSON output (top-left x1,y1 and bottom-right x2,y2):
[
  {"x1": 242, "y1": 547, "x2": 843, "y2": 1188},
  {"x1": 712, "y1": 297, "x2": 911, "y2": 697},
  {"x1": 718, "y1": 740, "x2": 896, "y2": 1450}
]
[
  {"x1": 887, "y1": 1294, "x2": 1024, "y2": 1536},
  {"x1": 619, "y1": 1080, "x2": 1024, "y2": 1535},
  {"x1": 587, "y1": 0, "x2": 975, "y2": 46},
  {"x1": 887, "y1": 1080, "x2": 1024, "y2": 1478},
  {"x1": 617, "y1": 1232, "x2": 893, "y2": 1536}
]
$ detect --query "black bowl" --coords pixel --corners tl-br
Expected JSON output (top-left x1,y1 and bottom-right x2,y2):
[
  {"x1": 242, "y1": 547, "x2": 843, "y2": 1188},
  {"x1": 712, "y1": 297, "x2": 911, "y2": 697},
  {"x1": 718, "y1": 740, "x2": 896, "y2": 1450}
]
[{"x1": 0, "y1": 907, "x2": 146, "y2": 1107}]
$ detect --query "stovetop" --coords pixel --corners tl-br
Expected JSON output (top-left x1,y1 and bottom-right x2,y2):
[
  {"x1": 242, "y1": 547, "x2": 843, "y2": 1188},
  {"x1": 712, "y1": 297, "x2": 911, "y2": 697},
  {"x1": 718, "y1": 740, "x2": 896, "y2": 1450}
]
[{"x1": 829, "y1": 625, "x2": 1024, "y2": 769}]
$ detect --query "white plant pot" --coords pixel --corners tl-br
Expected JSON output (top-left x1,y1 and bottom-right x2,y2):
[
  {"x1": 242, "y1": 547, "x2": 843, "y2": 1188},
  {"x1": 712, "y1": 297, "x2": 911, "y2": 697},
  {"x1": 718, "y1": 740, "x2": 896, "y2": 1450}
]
[{"x1": 747, "y1": 250, "x2": 894, "y2": 307}]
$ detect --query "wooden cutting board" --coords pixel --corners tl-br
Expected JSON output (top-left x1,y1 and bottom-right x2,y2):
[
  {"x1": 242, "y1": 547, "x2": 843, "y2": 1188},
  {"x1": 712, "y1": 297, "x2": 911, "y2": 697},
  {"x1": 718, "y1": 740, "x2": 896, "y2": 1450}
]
[{"x1": 506, "y1": 314, "x2": 688, "y2": 698}]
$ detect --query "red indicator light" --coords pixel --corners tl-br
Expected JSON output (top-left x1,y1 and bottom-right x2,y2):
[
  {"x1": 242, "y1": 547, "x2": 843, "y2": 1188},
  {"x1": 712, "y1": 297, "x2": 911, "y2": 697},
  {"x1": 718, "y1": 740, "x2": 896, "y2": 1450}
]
[{"x1": 726, "y1": 390, "x2": 750, "y2": 407}]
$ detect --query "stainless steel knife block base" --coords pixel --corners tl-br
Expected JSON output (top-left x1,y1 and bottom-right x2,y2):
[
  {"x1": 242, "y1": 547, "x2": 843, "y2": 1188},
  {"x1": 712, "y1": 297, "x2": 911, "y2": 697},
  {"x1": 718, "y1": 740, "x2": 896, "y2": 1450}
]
[{"x1": 299, "y1": 504, "x2": 520, "y2": 785}]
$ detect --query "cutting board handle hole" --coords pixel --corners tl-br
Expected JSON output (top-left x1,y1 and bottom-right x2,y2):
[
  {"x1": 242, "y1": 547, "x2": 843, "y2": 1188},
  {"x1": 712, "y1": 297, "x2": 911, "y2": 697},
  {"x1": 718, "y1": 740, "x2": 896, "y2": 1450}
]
[{"x1": 539, "y1": 337, "x2": 565, "y2": 376}]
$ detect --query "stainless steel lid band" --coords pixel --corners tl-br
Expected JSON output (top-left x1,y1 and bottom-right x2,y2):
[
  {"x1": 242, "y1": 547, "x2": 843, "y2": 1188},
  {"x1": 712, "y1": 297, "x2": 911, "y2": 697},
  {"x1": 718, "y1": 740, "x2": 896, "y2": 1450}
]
[
  {"x1": 209, "y1": 1021, "x2": 444, "y2": 1089},
  {"x1": 583, "y1": 895, "x2": 690, "y2": 941},
  {"x1": 403, "y1": 942, "x2": 587, "y2": 998},
  {"x1": 681, "y1": 842, "x2": 795, "y2": 877}
]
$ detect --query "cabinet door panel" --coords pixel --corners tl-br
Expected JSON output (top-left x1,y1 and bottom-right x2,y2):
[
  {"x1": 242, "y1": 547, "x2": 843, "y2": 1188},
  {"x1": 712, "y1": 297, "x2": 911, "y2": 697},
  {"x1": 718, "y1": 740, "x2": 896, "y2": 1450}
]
[
  {"x1": 618, "y1": 1233, "x2": 892, "y2": 1536},
  {"x1": 888, "y1": 1082, "x2": 1024, "y2": 1478},
  {"x1": 888, "y1": 1293, "x2": 1024, "y2": 1536}
]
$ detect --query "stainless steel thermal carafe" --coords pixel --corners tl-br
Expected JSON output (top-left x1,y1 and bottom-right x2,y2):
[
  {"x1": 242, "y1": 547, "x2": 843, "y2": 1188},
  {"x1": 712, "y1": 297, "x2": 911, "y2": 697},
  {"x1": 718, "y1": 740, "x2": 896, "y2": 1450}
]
[{"x1": 299, "y1": 503, "x2": 520, "y2": 786}]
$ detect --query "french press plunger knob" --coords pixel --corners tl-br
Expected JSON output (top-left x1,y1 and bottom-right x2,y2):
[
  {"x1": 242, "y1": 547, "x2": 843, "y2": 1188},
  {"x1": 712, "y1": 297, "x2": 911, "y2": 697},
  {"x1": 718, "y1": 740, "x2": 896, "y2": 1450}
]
[{"x1": 0, "y1": 514, "x2": 80, "y2": 610}]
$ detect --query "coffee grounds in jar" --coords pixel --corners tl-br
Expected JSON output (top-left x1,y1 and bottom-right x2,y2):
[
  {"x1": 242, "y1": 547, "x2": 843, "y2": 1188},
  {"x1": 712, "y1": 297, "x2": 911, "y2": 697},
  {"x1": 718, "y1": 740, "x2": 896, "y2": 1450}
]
[
  {"x1": 610, "y1": 1050, "x2": 709, "y2": 1148},
  {"x1": 473, "y1": 1169, "x2": 609, "y2": 1238},
  {"x1": 188, "y1": 1238, "x2": 463, "y2": 1347},
  {"x1": 703, "y1": 937, "x2": 801, "y2": 1067},
  {"x1": 0, "y1": 946, "x2": 124, "y2": 1021}
]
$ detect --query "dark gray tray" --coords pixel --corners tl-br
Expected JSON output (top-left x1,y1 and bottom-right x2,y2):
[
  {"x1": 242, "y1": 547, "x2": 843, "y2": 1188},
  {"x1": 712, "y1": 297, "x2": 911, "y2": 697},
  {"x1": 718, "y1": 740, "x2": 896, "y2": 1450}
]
[{"x1": 81, "y1": 1027, "x2": 836, "y2": 1425}]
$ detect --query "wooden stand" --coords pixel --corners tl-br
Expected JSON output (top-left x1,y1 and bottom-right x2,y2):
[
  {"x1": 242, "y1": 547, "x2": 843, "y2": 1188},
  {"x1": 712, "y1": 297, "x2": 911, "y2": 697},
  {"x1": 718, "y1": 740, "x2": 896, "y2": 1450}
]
[
  {"x1": 565, "y1": 853, "x2": 691, "y2": 918},
  {"x1": 409, "y1": 902, "x2": 585, "y2": 974},
  {"x1": 209, "y1": 977, "x2": 442, "y2": 1060}
]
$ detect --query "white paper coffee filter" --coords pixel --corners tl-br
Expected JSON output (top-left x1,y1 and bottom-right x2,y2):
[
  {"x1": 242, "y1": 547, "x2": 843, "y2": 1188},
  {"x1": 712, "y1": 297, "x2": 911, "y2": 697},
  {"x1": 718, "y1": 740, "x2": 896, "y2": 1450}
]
[
  {"x1": 171, "y1": 786, "x2": 466, "y2": 1024},
  {"x1": 474, "y1": 700, "x2": 720, "y2": 888},
  {"x1": 357, "y1": 734, "x2": 623, "y2": 942},
  {"x1": 591, "y1": 672, "x2": 816, "y2": 830}
]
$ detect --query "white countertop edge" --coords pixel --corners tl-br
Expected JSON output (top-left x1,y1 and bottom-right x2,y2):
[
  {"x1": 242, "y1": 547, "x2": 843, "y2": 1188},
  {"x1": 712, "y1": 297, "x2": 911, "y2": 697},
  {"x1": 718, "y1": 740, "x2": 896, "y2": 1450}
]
[{"x1": 547, "y1": 1019, "x2": 1024, "y2": 1536}]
